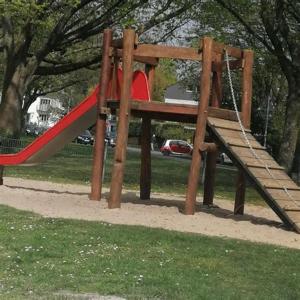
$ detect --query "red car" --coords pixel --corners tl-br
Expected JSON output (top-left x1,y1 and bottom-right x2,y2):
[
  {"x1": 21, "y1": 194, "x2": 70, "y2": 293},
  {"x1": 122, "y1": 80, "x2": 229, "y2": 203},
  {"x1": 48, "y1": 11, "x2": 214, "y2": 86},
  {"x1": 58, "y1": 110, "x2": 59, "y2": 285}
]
[{"x1": 160, "y1": 140, "x2": 193, "y2": 156}]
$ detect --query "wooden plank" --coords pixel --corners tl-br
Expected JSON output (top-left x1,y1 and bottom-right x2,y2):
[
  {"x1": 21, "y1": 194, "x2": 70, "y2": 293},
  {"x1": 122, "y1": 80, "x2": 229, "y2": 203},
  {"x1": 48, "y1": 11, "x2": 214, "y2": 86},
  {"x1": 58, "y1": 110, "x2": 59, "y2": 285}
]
[
  {"x1": 208, "y1": 117, "x2": 251, "y2": 132},
  {"x1": 231, "y1": 146, "x2": 273, "y2": 160},
  {"x1": 134, "y1": 44, "x2": 204, "y2": 61},
  {"x1": 249, "y1": 167, "x2": 290, "y2": 180},
  {"x1": 225, "y1": 137, "x2": 265, "y2": 149},
  {"x1": 242, "y1": 157, "x2": 284, "y2": 168},
  {"x1": 208, "y1": 107, "x2": 239, "y2": 121},
  {"x1": 266, "y1": 188, "x2": 300, "y2": 200},
  {"x1": 216, "y1": 128, "x2": 255, "y2": 140},
  {"x1": 259, "y1": 178, "x2": 300, "y2": 190},
  {"x1": 276, "y1": 199, "x2": 300, "y2": 210},
  {"x1": 110, "y1": 101, "x2": 238, "y2": 121},
  {"x1": 285, "y1": 211, "x2": 300, "y2": 223},
  {"x1": 246, "y1": 163, "x2": 284, "y2": 170},
  {"x1": 130, "y1": 101, "x2": 198, "y2": 116}
]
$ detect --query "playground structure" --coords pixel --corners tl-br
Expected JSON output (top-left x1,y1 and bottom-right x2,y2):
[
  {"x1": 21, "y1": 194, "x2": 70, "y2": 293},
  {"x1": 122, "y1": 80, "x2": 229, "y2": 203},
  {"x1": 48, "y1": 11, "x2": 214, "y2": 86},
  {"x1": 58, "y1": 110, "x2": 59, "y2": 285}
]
[{"x1": 0, "y1": 28, "x2": 300, "y2": 233}]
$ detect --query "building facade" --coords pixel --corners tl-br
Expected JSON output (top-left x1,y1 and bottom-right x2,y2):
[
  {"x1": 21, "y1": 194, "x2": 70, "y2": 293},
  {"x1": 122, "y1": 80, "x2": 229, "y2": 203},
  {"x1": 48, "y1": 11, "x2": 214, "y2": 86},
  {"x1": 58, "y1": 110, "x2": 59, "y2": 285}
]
[{"x1": 26, "y1": 97, "x2": 65, "y2": 128}]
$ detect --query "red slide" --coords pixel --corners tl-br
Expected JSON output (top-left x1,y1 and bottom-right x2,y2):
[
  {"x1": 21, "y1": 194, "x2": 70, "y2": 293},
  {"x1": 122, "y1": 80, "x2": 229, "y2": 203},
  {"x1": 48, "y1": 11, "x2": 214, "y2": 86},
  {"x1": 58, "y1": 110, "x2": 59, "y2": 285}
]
[{"x1": 0, "y1": 70, "x2": 150, "y2": 166}]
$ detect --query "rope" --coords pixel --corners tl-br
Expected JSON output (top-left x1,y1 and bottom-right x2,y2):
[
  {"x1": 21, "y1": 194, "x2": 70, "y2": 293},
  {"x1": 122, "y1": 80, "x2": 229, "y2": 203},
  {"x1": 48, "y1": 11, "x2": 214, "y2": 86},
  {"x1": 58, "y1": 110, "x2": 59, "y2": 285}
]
[{"x1": 224, "y1": 50, "x2": 299, "y2": 208}]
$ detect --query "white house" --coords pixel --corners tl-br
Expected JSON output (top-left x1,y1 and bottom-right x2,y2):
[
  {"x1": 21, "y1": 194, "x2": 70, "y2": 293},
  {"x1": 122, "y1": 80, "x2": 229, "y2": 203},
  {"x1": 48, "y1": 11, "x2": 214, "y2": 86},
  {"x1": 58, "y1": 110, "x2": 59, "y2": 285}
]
[{"x1": 26, "y1": 96, "x2": 65, "y2": 128}]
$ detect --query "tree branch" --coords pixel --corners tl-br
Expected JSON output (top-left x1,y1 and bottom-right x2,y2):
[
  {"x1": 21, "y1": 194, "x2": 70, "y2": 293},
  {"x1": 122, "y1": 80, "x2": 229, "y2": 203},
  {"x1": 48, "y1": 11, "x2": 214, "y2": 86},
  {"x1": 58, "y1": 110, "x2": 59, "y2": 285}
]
[
  {"x1": 35, "y1": 55, "x2": 101, "y2": 75},
  {"x1": 214, "y1": 0, "x2": 275, "y2": 54}
]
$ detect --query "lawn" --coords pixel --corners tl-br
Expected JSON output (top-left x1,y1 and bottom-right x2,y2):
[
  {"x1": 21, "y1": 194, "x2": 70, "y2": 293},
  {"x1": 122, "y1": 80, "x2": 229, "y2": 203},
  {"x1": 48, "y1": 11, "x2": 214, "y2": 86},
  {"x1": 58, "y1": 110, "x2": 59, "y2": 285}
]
[
  {"x1": 0, "y1": 205, "x2": 299, "y2": 299},
  {"x1": 3, "y1": 142, "x2": 264, "y2": 205}
]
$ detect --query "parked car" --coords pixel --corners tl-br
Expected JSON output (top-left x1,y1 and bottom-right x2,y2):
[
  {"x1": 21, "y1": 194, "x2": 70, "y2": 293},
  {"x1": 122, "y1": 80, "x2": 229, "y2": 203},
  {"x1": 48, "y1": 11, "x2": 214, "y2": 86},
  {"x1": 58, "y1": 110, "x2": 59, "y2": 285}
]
[
  {"x1": 75, "y1": 130, "x2": 94, "y2": 145},
  {"x1": 218, "y1": 152, "x2": 232, "y2": 164},
  {"x1": 160, "y1": 140, "x2": 193, "y2": 156}
]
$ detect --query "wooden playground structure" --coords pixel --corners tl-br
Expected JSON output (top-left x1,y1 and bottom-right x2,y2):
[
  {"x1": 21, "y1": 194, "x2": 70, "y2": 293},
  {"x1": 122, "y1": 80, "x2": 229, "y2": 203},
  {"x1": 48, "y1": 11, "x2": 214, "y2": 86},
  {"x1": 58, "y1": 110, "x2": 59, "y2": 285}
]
[{"x1": 89, "y1": 29, "x2": 300, "y2": 233}]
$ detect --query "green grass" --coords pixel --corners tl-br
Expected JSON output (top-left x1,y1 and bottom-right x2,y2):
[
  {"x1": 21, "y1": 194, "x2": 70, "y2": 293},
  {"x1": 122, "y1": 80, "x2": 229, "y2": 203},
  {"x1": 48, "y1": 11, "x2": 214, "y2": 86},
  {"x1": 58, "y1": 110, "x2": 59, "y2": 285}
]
[
  {"x1": 0, "y1": 205, "x2": 299, "y2": 299},
  {"x1": 4, "y1": 143, "x2": 264, "y2": 205}
]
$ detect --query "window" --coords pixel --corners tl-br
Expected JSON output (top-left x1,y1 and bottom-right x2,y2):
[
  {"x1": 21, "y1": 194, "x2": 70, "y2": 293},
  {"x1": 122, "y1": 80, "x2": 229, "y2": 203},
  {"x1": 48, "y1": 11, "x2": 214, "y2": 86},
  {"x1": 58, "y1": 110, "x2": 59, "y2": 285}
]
[{"x1": 40, "y1": 114, "x2": 49, "y2": 121}]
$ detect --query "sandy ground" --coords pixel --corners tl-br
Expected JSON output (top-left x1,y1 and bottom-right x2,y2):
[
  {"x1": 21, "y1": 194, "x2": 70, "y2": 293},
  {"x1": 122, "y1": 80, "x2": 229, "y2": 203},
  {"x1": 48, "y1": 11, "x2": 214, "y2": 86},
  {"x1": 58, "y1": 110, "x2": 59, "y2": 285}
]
[{"x1": 1, "y1": 177, "x2": 300, "y2": 250}]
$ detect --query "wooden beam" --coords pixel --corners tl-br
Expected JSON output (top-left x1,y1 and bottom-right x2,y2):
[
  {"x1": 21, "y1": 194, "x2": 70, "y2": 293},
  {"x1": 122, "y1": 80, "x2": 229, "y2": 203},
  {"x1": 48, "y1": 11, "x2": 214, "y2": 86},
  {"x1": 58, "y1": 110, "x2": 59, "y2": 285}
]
[
  {"x1": 134, "y1": 44, "x2": 204, "y2": 61},
  {"x1": 199, "y1": 142, "x2": 218, "y2": 152},
  {"x1": 212, "y1": 58, "x2": 243, "y2": 72},
  {"x1": 109, "y1": 29, "x2": 135, "y2": 209},
  {"x1": 211, "y1": 40, "x2": 243, "y2": 58},
  {"x1": 90, "y1": 29, "x2": 112, "y2": 201},
  {"x1": 203, "y1": 52, "x2": 222, "y2": 206},
  {"x1": 0, "y1": 165, "x2": 4, "y2": 185},
  {"x1": 185, "y1": 37, "x2": 213, "y2": 215},
  {"x1": 234, "y1": 49, "x2": 254, "y2": 215},
  {"x1": 107, "y1": 100, "x2": 240, "y2": 122},
  {"x1": 140, "y1": 64, "x2": 155, "y2": 200},
  {"x1": 110, "y1": 48, "x2": 159, "y2": 66},
  {"x1": 140, "y1": 116, "x2": 152, "y2": 200},
  {"x1": 112, "y1": 34, "x2": 138, "y2": 48}
]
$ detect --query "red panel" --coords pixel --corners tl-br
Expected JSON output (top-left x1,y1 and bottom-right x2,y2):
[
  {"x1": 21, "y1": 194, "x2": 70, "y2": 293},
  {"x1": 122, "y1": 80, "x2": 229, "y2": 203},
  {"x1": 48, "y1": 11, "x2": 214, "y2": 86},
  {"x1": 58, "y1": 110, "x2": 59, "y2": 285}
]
[
  {"x1": 131, "y1": 70, "x2": 150, "y2": 101},
  {"x1": 113, "y1": 68, "x2": 150, "y2": 101}
]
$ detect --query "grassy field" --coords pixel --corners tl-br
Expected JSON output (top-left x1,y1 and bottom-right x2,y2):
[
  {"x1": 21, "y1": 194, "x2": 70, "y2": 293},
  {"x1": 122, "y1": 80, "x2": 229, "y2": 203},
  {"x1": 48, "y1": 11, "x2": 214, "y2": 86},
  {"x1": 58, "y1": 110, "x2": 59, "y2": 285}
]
[
  {"x1": 3, "y1": 142, "x2": 264, "y2": 205},
  {"x1": 0, "y1": 205, "x2": 299, "y2": 299}
]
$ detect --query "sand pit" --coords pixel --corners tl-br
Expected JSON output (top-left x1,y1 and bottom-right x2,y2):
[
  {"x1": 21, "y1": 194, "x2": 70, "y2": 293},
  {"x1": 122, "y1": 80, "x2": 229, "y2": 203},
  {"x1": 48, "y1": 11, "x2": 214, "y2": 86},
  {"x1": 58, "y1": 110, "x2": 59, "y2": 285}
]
[{"x1": 1, "y1": 177, "x2": 299, "y2": 250}]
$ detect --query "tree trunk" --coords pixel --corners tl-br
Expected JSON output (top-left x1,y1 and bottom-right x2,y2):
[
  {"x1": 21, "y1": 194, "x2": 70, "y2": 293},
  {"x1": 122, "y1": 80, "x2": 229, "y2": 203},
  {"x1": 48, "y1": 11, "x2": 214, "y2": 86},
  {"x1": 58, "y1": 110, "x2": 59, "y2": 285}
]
[
  {"x1": 0, "y1": 61, "x2": 37, "y2": 137},
  {"x1": 278, "y1": 77, "x2": 300, "y2": 172}
]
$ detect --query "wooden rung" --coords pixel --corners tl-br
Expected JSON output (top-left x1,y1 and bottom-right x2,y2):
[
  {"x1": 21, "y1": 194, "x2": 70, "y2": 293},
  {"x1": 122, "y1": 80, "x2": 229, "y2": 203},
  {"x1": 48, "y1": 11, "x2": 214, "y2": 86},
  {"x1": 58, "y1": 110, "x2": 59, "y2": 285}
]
[
  {"x1": 247, "y1": 164, "x2": 284, "y2": 170},
  {"x1": 215, "y1": 128, "x2": 255, "y2": 140},
  {"x1": 263, "y1": 184, "x2": 300, "y2": 191},
  {"x1": 261, "y1": 178, "x2": 300, "y2": 190},
  {"x1": 231, "y1": 146, "x2": 273, "y2": 160},
  {"x1": 284, "y1": 208, "x2": 300, "y2": 212},
  {"x1": 266, "y1": 188, "x2": 300, "y2": 200},
  {"x1": 227, "y1": 140, "x2": 265, "y2": 150},
  {"x1": 285, "y1": 211, "x2": 300, "y2": 223},
  {"x1": 242, "y1": 157, "x2": 281, "y2": 168},
  {"x1": 208, "y1": 117, "x2": 251, "y2": 132},
  {"x1": 249, "y1": 167, "x2": 290, "y2": 180}
]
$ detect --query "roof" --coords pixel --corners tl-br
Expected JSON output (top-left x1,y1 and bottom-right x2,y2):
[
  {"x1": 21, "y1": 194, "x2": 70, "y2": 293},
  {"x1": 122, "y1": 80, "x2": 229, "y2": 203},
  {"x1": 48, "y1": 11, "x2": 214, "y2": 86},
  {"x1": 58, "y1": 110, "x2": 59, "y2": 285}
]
[{"x1": 165, "y1": 83, "x2": 195, "y2": 101}]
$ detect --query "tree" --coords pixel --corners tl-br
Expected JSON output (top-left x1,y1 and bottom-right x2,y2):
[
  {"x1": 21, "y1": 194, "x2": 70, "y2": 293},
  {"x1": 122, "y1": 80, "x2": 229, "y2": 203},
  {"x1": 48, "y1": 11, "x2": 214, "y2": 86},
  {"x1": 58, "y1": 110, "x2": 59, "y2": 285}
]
[
  {"x1": 212, "y1": 0, "x2": 300, "y2": 172},
  {"x1": 0, "y1": 0, "x2": 197, "y2": 137}
]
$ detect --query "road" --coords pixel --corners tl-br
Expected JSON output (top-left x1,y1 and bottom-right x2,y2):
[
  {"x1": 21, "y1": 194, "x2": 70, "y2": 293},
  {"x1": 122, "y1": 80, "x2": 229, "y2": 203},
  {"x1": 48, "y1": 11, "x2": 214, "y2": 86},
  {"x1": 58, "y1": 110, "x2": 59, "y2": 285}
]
[{"x1": 126, "y1": 146, "x2": 236, "y2": 171}]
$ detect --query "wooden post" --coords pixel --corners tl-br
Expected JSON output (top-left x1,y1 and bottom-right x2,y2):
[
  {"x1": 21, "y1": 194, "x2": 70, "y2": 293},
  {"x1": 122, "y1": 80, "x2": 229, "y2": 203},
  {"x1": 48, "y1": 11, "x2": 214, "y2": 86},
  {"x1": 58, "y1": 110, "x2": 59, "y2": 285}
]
[
  {"x1": 0, "y1": 166, "x2": 4, "y2": 185},
  {"x1": 185, "y1": 37, "x2": 213, "y2": 215},
  {"x1": 234, "y1": 49, "x2": 254, "y2": 214},
  {"x1": 140, "y1": 65, "x2": 155, "y2": 200},
  {"x1": 203, "y1": 54, "x2": 222, "y2": 206},
  {"x1": 90, "y1": 29, "x2": 112, "y2": 201},
  {"x1": 109, "y1": 29, "x2": 135, "y2": 209}
]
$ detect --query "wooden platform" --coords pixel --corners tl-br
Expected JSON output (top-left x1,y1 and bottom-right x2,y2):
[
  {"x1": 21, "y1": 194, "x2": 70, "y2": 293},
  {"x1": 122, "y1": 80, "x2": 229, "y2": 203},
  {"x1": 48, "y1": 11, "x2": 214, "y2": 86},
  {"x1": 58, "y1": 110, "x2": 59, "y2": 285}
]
[
  {"x1": 207, "y1": 117, "x2": 300, "y2": 233},
  {"x1": 107, "y1": 100, "x2": 239, "y2": 123}
]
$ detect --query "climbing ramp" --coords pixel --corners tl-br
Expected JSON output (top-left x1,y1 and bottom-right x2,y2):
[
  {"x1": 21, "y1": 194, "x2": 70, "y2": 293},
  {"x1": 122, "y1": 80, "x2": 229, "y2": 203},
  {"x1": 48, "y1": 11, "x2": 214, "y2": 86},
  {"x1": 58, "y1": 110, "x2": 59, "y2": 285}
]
[{"x1": 207, "y1": 116, "x2": 300, "y2": 233}]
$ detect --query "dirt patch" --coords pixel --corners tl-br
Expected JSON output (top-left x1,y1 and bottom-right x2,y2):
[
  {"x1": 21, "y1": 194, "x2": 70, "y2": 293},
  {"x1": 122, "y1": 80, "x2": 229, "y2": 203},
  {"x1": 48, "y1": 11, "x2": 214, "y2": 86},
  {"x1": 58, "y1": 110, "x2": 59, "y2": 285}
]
[{"x1": 1, "y1": 177, "x2": 300, "y2": 250}]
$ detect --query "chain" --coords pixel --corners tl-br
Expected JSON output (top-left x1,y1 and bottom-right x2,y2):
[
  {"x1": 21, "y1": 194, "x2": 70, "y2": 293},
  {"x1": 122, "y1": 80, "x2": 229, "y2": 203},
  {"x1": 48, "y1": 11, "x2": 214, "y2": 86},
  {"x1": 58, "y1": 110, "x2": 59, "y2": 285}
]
[{"x1": 224, "y1": 50, "x2": 299, "y2": 208}]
